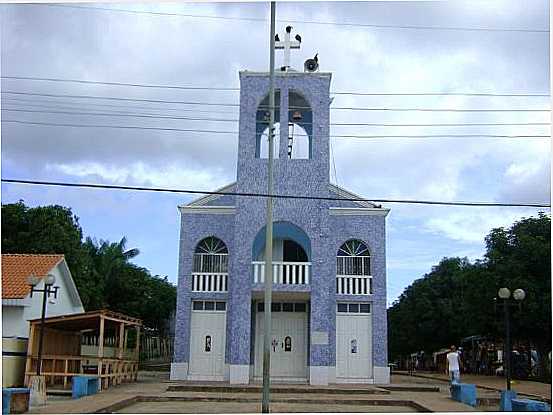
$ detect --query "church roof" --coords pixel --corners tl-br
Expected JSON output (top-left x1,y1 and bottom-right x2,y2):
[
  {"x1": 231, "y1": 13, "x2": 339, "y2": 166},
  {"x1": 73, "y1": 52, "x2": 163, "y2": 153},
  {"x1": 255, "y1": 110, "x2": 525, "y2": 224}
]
[{"x1": 180, "y1": 182, "x2": 380, "y2": 209}]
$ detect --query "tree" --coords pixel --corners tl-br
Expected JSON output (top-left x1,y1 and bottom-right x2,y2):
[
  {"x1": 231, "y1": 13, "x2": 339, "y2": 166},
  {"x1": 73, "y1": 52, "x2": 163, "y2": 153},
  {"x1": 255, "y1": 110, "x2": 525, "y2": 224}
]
[
  {"x1": 388, "y1": 213, "x2": 551, "y2": 375},
  {"x1": 484, "y1": 213, "x2": 551, "y2": 375},
  {"x1": 1, "y1": 201, "x2": 177, "y2": 330},
  {"x1": 1, "y1": 201, "x2": 98, "y2": 308}
]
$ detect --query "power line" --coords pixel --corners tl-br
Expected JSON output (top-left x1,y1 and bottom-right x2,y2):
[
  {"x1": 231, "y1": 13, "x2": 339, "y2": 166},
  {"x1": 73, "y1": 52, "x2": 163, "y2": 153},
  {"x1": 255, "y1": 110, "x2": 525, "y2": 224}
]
[
  {"x1": 1, "y1": 76, "x2": 240, "y2": 92},
  {"x1": 2, "y1": 91, "x2": 241, "y2": 108},
  {"x1": 38, "y1": 4, "x2": 550, "y2": 34},
  {"x1": 1, "y1": 97, "x2": 238, "y2": 115},
  {"x1": 3, "y1": 91, "x2": 549, "y2": 112},
  {"x1": 2, "y1": 75, "x2": 550, "y2": 97},
  {"x1": 4, "y1": 107, "x2": 550, "y2": 128},
  {"x1": 4, "y1": 119, "x2": 550, "y2": 140},
  {"x1": 2, "y1": 119, "x2": 237, "y2": 135},
  {"x1": 2, "y1": 178, "x2": 550, "y2": 208},
  {"x1": 2, "y1": 108, "x2": 239, "y2": 123}
]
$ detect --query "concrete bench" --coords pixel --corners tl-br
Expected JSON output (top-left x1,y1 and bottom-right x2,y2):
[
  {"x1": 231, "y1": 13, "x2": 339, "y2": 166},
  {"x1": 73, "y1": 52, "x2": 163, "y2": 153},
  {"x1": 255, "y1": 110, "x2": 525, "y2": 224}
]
[
  {"x1": 511, "y1": 398, "x2": 551, "y2": 412},
  {"x1": 450, "y1": 382, "x2": 477, "y2": 407},
  {"x1": 72, "y1": 376, "x2": 100, "y2": 399},
  {"x1": 2, "y1": 388, "x2": 30, "y2": 414}
]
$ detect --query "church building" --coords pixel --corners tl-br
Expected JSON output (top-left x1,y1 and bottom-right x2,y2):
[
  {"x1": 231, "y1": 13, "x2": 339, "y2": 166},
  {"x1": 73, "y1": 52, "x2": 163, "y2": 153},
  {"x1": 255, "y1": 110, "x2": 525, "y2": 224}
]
[{"x1": 171, "y1": 30, "x2": 390, "y2": 385}]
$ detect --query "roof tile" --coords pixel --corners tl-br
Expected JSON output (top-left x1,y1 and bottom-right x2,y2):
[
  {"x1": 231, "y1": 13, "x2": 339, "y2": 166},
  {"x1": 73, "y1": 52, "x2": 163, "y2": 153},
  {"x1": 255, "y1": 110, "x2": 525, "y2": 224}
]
[{"x1": 2, "y1": 254, "x2": 64, "y2": 299}]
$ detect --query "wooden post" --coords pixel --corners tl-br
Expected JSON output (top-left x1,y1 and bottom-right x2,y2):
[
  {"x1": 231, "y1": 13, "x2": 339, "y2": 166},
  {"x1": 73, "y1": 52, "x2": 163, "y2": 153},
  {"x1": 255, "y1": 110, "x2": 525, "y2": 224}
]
[
  {"x1": 117, "y1": 323, "x2": 125, "y2": 384},
  {"x1": 134, "y1": 326, "x2": 140, "y2": 381},
  {"x1": 123, "y1": 329, "x2": 128, "y2": 358},
  {"x1": 134, "y1": 326, "x2": 140, "y2": 359},
  {"x1": 25, "y1": 322, "x2": 36, "y2": 385},
  {"x1": 63, "y1": 359, "x2": 69, "y2": 388},
  {"x1": 118, "y1": 323, "x2": 125, "y2": 359},
  {"x1": 97, "y1": 316, "x2": 105, "y2": 390}
]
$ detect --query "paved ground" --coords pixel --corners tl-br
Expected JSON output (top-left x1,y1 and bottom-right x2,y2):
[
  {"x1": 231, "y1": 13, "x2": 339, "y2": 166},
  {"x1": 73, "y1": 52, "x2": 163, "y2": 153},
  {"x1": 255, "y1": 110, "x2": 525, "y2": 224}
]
[
  {"x1": 24, "y1": 371, "x2": 519, "y2": 413},
  {"x1": 395, "y1": 370, "x2": 552, "y2": 402},
  {"x1": 118, "y1": 401, "x2": 419, "y2": 413}
]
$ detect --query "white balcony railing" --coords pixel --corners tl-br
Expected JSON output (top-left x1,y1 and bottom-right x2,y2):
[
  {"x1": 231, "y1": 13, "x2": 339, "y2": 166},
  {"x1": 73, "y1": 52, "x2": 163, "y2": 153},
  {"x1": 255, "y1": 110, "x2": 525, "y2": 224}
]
[
  {"x1": 252, "y1": 261, "x2": 311, "y2": 285},
  {"x1": 336, "y1": 275, "x2": 373, "y2": 295},
  {"x1": 192, "y1": 273, "x2": 228, "y2": 292}
]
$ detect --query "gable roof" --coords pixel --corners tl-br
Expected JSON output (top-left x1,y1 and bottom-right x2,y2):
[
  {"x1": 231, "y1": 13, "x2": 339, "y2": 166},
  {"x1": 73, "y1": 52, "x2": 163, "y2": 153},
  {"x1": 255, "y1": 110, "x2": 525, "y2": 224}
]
[
  {"x1": 328, "y1": 183, "x2": 380, "y2": 208},
  {"x1": 183, "y1": 182, "x2": 237, "y2": 207},
  {"x1": 2, "y1": 254, "x2": 77, "y2": 301},
  {"x1": 181, "y1": 182, "x2": 383, "y2": 209}
]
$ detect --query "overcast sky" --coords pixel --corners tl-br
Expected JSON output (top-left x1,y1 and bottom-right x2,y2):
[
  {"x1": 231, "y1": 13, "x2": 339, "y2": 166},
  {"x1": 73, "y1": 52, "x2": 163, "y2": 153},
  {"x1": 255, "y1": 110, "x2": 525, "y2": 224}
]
[{"x1": 1, "y1": 1, "x2": 550, "y2": 305}]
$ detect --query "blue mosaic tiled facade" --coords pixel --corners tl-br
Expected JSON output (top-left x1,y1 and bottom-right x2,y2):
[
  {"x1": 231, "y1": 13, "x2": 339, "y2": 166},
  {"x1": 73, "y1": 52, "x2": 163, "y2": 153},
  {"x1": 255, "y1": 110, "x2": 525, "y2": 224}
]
[{"x1": 172, "y1": 70, "x2": 389, "y2": 384}]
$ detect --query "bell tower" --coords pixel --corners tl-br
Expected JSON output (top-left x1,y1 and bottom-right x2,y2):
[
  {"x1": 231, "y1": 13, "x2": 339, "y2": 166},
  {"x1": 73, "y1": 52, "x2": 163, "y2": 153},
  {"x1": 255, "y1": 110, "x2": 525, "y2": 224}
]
[{"x1": 235, "y1": 36, "x2": 332, "y2": 198}]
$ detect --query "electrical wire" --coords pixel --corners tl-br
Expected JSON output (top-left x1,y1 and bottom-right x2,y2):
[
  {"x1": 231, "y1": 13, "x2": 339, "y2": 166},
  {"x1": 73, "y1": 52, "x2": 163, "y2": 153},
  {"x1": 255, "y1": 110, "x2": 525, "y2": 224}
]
[
  {"x1": 2, "y1": 76, "x2": 550, "y2": 97},
  {"x1": 2, "y1": 178, "x2": 550, "y2": 208},
  {"x1": 3, "y1": 119, "x2": 550, "y2": 140},
  {"x1": 2, "y1": 108, "x2": 239, "y2": 123},
  {"x1": 1, "y1": 97, "x2": 238, "y2": 115},
  {"x1": 3, "y1": 91, "x2": 549, "y2": 112},
  {"x1": 37, "y1": 4, "x2": 550, "y2": 34},
  {"x1": 4, "y1": 107, "x2": 550, "y2": 128}
]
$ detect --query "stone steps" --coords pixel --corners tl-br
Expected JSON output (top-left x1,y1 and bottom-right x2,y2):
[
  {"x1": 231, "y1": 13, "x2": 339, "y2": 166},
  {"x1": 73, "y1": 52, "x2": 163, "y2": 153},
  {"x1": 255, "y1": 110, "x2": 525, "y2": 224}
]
[
  {"x1": 166, "y1": 384, "x2": 390, "y2": 395},
  {"x1": 96, "y1": 394, "x2": 431, "y2": 413}
]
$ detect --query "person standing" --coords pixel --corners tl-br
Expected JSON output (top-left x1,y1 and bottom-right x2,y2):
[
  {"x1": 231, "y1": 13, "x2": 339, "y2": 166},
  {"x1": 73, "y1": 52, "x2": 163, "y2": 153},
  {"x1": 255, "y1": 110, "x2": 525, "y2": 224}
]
[{"x1": 446, "y1": 345, "x2": 461, "y2": 383}]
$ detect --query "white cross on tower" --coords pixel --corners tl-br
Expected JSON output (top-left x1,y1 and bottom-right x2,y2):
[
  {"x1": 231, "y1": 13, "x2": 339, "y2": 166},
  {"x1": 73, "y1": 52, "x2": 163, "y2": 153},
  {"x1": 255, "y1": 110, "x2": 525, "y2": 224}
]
[{"x1": 275, "y1": 25, "x2": 301, "y2": 70}]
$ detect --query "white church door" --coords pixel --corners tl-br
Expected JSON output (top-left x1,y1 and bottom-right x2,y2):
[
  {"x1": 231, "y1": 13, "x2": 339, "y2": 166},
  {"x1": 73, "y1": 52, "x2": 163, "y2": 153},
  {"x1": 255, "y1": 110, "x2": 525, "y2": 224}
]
[
  {"x1": 254, "y1": 302, "x2": 308, "y2": 380},
  {"x1": 336, "y1": 303, "x2": 372, "y2": 382},
  {"x1": 188, "y1": 301, "x2": 227, "y2": 381}
]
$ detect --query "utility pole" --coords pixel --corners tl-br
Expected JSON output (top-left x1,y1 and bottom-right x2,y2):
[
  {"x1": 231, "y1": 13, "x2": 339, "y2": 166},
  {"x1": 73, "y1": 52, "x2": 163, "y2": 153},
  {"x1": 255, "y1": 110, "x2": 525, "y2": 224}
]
[{"x1": 262, "y1": 2, "x2": 276, "y2": 413}]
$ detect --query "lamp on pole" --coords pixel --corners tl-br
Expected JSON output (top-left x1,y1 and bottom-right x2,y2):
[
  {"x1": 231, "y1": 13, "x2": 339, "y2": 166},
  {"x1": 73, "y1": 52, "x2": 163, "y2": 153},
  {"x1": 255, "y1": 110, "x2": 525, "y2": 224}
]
[
  {"x1": 27, "y1": 273, "x2": 59, "y2": 376},
  {"x1": 497, "y1": 287, "x2": 526, "y2": 391}
]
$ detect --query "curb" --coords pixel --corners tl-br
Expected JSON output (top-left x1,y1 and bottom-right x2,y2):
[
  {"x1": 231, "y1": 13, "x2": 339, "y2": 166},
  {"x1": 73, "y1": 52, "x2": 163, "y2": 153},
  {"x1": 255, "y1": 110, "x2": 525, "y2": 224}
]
[{"x1": 400, "y1": 372, "x2": 551, "y2": 404}]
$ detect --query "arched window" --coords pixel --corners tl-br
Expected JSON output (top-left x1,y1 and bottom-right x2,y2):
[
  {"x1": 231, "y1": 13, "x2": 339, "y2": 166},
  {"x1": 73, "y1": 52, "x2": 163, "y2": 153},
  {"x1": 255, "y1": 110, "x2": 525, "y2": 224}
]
[
  {"x1": 193, "y1": 237, "x2": 228, "y2": 273},
  {"x1": 337, "y1": 240, "x2": 370, "y2": 276}
]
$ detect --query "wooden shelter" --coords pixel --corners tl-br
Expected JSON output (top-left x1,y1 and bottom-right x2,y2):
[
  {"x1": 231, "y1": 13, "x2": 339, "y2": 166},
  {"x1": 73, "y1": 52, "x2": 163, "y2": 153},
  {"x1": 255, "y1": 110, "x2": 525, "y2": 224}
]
[{"x1": 25, "y1": 310, "x2": 142, "y2": 391}]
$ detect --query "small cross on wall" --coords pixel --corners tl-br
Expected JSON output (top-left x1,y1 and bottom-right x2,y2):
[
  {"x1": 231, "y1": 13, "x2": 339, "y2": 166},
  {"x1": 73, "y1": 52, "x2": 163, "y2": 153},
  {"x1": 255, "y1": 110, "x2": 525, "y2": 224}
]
[{"x1": 275, "y1": 25, "x2": 302, "y2": 70}]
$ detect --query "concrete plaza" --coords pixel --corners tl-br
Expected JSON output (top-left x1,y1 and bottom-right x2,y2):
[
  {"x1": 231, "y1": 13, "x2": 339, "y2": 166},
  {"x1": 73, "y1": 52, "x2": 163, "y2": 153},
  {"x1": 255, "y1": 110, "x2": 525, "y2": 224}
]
[{"x1": 24, "y1": 371, "x2": 549, "y2": 413}]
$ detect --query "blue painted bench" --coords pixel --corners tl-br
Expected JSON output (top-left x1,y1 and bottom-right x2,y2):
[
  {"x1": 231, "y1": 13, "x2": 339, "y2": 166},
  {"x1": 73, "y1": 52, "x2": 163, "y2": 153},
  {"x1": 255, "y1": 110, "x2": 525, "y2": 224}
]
[
  {"x1": 500, "y1": 390, "x2": 517, "y2": 411},
  {"x1": 72, "y1": 376, "x2": 99, "y2": 399},
  {"x1": 511, "y1": 398, "x2": 551, "y2": 412},
  {"x1": 450, "y1": 382, "x2": 477, "y2": 407},
  {"x1": 2, "y1": 388, "x2": 30, "y2": 414}
]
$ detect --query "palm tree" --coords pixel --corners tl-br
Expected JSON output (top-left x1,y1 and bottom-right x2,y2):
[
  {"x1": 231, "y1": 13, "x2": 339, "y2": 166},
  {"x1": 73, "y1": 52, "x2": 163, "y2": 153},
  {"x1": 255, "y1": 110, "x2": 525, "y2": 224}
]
[{"x1": 84, "y1": 236, "x2": 140, "y2": 310}]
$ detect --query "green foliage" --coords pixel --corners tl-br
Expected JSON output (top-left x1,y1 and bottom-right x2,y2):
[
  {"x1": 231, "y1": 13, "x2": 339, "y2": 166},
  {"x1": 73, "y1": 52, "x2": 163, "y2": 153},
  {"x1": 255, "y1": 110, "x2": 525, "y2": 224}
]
[
  {"x1": 388, "y1": 214, "x2": 551, "y2": 360},
  {"x1": 1, "y1": 201, "x2": 176, "y2": 331}
]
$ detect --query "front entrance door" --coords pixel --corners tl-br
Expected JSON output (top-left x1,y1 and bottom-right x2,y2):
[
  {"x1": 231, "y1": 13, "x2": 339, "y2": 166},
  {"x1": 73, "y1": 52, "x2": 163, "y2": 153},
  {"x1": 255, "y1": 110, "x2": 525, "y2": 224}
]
[
  {"x1": 254, "y1": 302, "x2": 308, "y2": 380},
  {"x1": 336, "y1": 303, "x2": 372, "y2": 382},
  {"x1": 188, "y1": 301, "x2": 227, "y2": 380}
]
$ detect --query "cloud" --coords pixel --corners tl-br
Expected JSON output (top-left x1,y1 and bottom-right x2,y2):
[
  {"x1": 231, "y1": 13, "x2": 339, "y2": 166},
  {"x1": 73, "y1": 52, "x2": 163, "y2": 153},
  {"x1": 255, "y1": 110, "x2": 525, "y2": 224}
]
[
  {"x1": 1, "y1": 0, "x2": 549, "y2": 285},
  {"x1": 423, "y1": 207, "x2": 543, "y2": 243},
  {"x1": 47, "y1": 161, "x2": 232, "y2": 190}
]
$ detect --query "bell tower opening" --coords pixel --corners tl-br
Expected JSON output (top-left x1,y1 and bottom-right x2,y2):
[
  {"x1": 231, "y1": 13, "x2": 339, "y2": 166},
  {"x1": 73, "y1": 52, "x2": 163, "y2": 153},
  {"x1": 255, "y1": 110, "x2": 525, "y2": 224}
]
[
  {"x1": 287, "y1": 90, "x2": 312, "y2": 159},
  {"x1": 259, "y1": 122, "x2": 280, "y2": 159},
  {"x1": 255, "y1": 90, "x2": 281, "y2": 158}
]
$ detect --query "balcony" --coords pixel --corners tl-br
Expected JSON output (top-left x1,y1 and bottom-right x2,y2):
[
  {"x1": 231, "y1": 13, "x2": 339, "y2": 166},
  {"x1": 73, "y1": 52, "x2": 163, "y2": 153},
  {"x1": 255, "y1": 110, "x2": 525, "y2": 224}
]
[
  {"x1": 252, "y1": 261, "x2": 311, "y2": 285},
  {"x1": 336, "y1": 275, "x2": 372, "y2": 295},
  {"x1": 192, "y1": 253, "x2": 228, "y2": 292},
  {"x1": 336, "y1": 255, "x2": 372, "y2": 295}
]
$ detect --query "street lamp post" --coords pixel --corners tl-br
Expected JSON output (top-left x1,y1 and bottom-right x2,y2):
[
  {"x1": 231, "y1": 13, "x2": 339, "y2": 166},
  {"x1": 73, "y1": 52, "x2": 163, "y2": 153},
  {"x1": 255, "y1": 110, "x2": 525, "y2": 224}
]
[
  {"x1": 497, "y1": 287, "x2": 526, "y2": 391},
  {"x1": 27, "y1": 273, "x2": 59, "y2": 376}
]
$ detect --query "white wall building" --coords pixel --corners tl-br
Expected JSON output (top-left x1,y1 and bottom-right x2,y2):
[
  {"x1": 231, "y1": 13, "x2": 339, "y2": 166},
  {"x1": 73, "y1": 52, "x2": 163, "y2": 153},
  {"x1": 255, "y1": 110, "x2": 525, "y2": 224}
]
[{"x1": 2, "y1": 254, "x2": 84, "y2": 386}]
